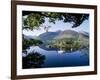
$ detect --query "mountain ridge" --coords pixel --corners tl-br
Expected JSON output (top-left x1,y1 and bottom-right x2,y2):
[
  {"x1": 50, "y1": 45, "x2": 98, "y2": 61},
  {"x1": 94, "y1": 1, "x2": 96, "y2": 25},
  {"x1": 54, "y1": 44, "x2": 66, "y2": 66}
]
[
  {"x1": 38, "y1": 30, "x2": 89, "y2": 41},
  {"x1": 23, "y1": 30, "x2": 89, "y2": 41}
]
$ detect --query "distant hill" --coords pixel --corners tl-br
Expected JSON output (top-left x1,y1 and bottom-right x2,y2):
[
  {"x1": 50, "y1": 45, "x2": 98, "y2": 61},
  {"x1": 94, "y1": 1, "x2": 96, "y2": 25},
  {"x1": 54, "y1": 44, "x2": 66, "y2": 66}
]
[
  {"x1": 23, "y1": 30, "x2": 89, "y2": 42},
  {"x1": 55, "y1": 30, "x2": 79, "y2": 39},
  {"x1": 38, "y1": 30, "x2": 89, "y2": 42},
  {"x1": 23, "y1": 30, "x2": 89, "y2": 51},
  {"x1": 79, "y1": 31, "x2": 89, "y2": 38},
  {"x1": 39, "y1": 31, "x2": 59, "y2": 41}
]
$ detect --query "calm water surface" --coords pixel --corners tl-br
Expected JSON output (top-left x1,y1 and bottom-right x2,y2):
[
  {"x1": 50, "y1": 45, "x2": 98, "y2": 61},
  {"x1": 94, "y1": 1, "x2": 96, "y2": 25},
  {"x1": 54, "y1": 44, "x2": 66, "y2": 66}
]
[{"x1": 23, "y1": 46, "x2": 89, "y2": 68}]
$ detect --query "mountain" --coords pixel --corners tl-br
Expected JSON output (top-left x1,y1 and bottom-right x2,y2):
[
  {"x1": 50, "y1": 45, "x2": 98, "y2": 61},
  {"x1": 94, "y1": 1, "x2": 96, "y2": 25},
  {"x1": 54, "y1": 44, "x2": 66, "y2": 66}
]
[
  {"x1": 79, "y1": 31, "x2": 89, "y2": 38},
  {"x1": 23, "y1": 30, "x2": 89, "y2": 42},
  {"x1": 38, "y1": 30, "x2": 89, "y2": 42},
  {"x1": 55, "y1": 30, "x2": 79, "y2": 39},
  {"x1": 38, "y1": 30, "x2": 89, "y2": 52},
  {"x1": 39, "y1": 31, "x2": 59, "y2": 41},
  {"x1": 23, "y1": 30, "x2": 89, "y2": 51}
]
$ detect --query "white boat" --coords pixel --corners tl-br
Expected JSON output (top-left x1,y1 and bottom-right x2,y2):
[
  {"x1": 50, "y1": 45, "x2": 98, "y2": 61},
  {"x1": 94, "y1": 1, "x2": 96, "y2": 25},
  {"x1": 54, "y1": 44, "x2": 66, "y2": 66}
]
[{"x1": 58, "y1": 50, "x2": 64, "y2": 54}]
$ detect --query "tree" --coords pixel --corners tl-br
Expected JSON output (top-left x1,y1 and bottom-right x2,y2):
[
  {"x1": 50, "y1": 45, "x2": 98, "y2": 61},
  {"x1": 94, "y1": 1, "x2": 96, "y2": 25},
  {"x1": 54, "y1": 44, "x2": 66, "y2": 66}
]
[
  {"x1": 42, "y1": 25, "x2": 51, "y2": 32},
  {"x1": 22, "y1": 11, "x2": 89, "y2": 30}
]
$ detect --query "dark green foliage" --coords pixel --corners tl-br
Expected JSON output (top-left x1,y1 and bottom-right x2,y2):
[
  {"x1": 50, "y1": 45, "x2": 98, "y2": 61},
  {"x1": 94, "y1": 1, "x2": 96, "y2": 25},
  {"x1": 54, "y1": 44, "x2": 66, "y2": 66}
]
[
  {"x1": 45, "y1": 38, "x2": 88, "y2": 52},
  {"x1": 22, "y1": 51, "x2": 45, "y2": 69},
  {"x1": 23, "y1": 11, "x2": 89, "y2": 30},
  {"x1": 22, "y1": 39, "x2": 43, "y2": 50}
]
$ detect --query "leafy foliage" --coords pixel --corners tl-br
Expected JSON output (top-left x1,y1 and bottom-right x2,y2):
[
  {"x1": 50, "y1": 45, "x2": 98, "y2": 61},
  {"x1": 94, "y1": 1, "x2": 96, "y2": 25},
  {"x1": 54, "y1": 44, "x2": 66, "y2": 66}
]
[
  {"x1": 44, "y1": 37, "x2": 89, "y2": 52},
  {"x1": 23, "y1": 11, "x2": 89, "y2": 30},
  {"x1": 22, "y1": 38, "x2": 43, "y2": 50},
  {"x1": 22, "y1": 51, "x2": 45, "y2": 69}
]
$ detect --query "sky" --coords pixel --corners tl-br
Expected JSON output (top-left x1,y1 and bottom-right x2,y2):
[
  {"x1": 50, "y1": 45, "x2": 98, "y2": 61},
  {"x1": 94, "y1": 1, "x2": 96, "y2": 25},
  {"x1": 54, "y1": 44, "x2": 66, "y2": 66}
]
[{"x1": 23, "y1": 16, "x2": 90, "y2": 36}]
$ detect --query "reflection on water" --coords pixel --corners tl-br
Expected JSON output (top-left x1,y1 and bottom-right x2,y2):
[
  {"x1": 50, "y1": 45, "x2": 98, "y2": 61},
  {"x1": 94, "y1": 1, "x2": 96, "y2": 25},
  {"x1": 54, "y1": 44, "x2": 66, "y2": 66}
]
[{"x1": 22, "y1": 46, "x2": 89, "y2": 69}]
